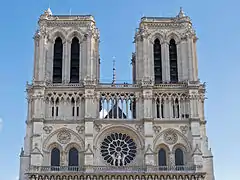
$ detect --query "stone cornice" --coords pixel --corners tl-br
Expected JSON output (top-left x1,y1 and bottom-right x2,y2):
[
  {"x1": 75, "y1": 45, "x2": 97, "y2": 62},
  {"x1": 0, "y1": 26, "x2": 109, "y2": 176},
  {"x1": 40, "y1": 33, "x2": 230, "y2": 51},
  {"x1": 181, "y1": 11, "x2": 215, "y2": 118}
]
[
  {"x1": 153, "y1": 119, "x2": 190, "y2": 124},
  {"x1": 94, "y1": 119, "x2": 144, "y2": 124}
]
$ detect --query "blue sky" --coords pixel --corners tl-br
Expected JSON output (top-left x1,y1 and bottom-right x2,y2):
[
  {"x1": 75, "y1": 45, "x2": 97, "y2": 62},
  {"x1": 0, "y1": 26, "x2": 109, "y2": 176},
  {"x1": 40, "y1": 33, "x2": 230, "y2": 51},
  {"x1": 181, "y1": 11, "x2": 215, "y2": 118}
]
[{"x1": 0, "y1": 0, "x2": 239, "y2": 179}]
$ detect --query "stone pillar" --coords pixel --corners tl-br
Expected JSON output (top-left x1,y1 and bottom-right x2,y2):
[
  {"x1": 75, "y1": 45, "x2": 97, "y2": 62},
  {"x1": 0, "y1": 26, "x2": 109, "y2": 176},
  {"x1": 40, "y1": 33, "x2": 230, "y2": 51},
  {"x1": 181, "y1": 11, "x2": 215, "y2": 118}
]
[
  {"x1": 81, "y1": 38, "x2": 87, "y2": 83},
  {"x1": 136, "y1": 38, "x2": 143, "y2": 83},
  {"x1": 169, "y1": 151, "x2": 175, "y2": 166},
  {"x1": 62, "y1": 41, "x2": 67, "y2": 83},
  {"x1": 142, "y1": 36, "x2": 148, "y2": 81},
  {"x1": 79, "y1": 42, "x2": 83, "y2": 83},
  {"x1": 19, "y1": 148, "x2": 29, "y2": 180},
  {"x1": 162, "y1": 41, "x2": 170, "y2": 82},
  {"x1": 33, "y1": 35, "x2": 40, "y2": 82},
  {"x1": 192, "y1": 38, "x2": 199, "y2": 81},
  {"x1": 189, "y1": 90, "x2": 199, "y2": 118},
  {"x1": 187, "y1": 38, "x2": 194, "y2": 81},
  {"x1": 135, "y1": 41, "x2": 138, "y2": 83},
  {"x1": 190, "y1": 118, "x2": 203, "y2": 170},
  {"x1": 84, "y1": 88, "x2": 97, "y2": 166},
  {"x1": 181, "y1": 39, "x2": 188, "y2": 81},
  {"x1": 31, "y1": 121, "x2": 44, "y2": 166},
  {"x1": 46, "y1": 41, "x2": 53, "y2": 83},
  {"x1": 202, "y1": 136, "x2": 215, "y2": 180},
  {"x1": 143, "y1": 89, "x2": 153, "y2": 119},
  {"x1": 176, "y1": 41, "x2": 182, "y2": 81},
  {"x1": 86, "y1": 34, "x2": 92, "y2": 79},
  {"x1": 36, "y1": 36, "x2": 46, "y2": 82},
  {"x1": 65, "y1": 40, "x2": 71, "y2": 83}
]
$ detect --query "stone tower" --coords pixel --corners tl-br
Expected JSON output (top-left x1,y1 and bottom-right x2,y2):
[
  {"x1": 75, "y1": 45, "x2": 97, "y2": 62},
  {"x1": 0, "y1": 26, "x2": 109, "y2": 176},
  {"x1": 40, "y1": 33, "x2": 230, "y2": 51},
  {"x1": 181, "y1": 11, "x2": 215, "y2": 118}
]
[{"x1": 19, "y1": 8, "x2": 215, "y2": 180}]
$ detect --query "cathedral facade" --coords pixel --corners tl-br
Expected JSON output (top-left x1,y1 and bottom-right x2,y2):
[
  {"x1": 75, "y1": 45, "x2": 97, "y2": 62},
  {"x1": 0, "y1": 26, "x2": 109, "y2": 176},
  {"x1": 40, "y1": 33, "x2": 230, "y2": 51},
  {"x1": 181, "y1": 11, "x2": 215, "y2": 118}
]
[{"x1": 19, "y1": 8, "x2": 215, "y2": 180}]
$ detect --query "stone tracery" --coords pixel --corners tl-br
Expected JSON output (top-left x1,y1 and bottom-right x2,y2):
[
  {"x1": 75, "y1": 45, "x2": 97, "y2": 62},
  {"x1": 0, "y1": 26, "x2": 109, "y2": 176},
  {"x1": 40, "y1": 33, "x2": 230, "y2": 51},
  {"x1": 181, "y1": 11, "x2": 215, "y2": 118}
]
[{"x1": 100, "y1": 132, "x2": 137, "y2": 166}]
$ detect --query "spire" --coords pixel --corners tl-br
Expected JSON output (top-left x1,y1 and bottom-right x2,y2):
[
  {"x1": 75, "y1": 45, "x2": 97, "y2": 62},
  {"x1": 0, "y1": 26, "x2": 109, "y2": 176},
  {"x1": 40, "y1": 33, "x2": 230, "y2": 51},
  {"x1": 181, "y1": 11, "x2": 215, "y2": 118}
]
[
  {"x1": 177, "y1": 7, "x2": 185, "y2": 18},
  {"x1": 112, "y1": 56, "x2": 116, "y2": 85}
]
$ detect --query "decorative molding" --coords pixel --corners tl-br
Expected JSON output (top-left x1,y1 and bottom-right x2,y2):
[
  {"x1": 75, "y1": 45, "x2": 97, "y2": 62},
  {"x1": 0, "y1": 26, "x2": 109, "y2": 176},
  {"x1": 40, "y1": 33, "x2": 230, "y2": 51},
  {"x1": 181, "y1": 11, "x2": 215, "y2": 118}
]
[
  {"x1": 193, "y1": 144, "x2": 202, "y2": 155},
  {"x1": 43, "y1": 126, "x2": 53, "y2": 134},
  {"x1": 94, "y1": 123, "x2": 102, "y2": 132},
  {"x1": 180, "y1": 125, "x2": 188, "y2": 134},
  {"x1": 57, "y1": 130, "x2": 71, "y2": 144},
  {"x1": 144, "y1": 144, "x2": 155, "y2": 155},
  {"x1": 153, "y1": 125, "x2": 161, "y2": 134},
  {"x1": 85, "y1": 144, "x2": 93, "y2": 155},
  {"x1": 76, "y1": 125, "x2": 85, "y2": 134},
  {"x1": 135, "y1": 124, "x2": 143, "y2": 133},
  {"x1": 163, "y1": 129, "x2": 178, "y2": 145}
]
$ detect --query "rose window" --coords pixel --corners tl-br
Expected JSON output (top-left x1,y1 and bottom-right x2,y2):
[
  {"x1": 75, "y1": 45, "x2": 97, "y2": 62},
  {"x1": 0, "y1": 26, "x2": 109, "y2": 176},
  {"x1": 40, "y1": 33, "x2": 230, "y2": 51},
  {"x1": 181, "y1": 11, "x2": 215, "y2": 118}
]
[{"x1": 100, "y1": 133, "x2": 137, "y2": 166}]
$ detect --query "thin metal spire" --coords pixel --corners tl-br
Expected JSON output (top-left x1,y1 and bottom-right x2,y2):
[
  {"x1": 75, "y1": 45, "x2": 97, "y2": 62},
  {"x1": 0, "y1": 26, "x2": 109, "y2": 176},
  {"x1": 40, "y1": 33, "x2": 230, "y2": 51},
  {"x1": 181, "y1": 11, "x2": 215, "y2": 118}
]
[{"x1": 112, "y1": 56, "x2": 116, "y2": 85}]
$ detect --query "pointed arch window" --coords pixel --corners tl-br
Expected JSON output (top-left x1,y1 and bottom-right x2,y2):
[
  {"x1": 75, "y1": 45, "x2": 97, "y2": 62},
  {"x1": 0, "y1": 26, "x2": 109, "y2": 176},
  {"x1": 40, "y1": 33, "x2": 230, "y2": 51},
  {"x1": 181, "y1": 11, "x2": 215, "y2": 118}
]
[
  {"x1": 68, "y1": 147, "x2": 79, "y2": 166},
  {"x1": 172, "y1": 98, "x2": 180, "y2": 118},
  {"x1": 169, "y1": 39, "x2": 178, "y2": 82},
  {"x1": 51, "y1": 148, "x2": 60, "y2": 167},
  {"x1": 175, "y1": 148, "x2": 184, "y2": 166},
  {"x1": 53, "y1": 37, "x2": 63, "y2": 83},
  {"x1": 70, "y1": 37, "x2": 80, "y2": 83},
  {"x1": 156, "y1": 98, "x2": 164, "y2": 118},
  {"x1": 154, "y1": 39, "x2": 162, "y2": 84},
  {"x1": 158, "y1": 148, "x2": 167, "y2": 166}
]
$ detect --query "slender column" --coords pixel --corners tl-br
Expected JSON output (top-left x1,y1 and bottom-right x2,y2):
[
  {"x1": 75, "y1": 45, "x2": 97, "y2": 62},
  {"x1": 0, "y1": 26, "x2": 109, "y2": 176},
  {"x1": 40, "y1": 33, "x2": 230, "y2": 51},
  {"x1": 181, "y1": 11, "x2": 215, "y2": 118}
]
[
  {"x1": 149, "y1": 41, "x2": 154, "y2": 81},
  {"x1": 181, "y1": 39, "x2": 188, "y2": 81},
  {"x1": 37, "y1": 37, "x2": 45, "y2": 81},
  {"x1": 142, "y1": 37, "x2": 147, "y2": 80},
  {"x1": 79, "y1": 42, "x2": 82, "y2": 82},
  {"x1": 177, "y1": 42, "x2": 182, "y2": 81},
  {"x1": 138, "y1": 39, "x2": 143, "y2": 82},
  {"x1": 86, "y1": 34, "x2": 91, "y2": 79},
  {"x1": 169, "y1": 152, "x2": 175, "y2": 166},
  {"x1": 33, "y1": 37, "x2": 39, "y2": 81},
  {"x1": 162, "y1": 41, "x2": 170, "y2": 82},
  {"x1": 146, "y1": 39, "x2": 150, "y2": 78},
  {"x1": 46, "y1": 41, "x2": 53, "y2": 82},
  {"x1": 62, "y1": 41, "x2": 67, "y2": 83},
  {"x1": 187, "y1": 38, "x2": 194, "y2": 81},
  {"x1": 193, "y1": 39, "x2": 199, "y2": 81},
  {"x1": 66, "y1": 40, "x2": 71, "y2": 83},
  {"x1": 135, "y1": 40, "x2": 139, "y2": 82}
]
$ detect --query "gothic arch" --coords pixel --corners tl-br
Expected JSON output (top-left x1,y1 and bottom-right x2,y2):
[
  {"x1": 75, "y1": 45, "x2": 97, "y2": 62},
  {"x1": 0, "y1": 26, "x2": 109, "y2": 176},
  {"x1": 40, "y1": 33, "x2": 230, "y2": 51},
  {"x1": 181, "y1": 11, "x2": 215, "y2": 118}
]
[
  {"x1": 155, "y1": 143, "x2": 170, "y2": 152},
  {"x1": 153, "y1": 128, "x2": 192, "y2": 152},
  {"x1": 94, "y1": 124, "x2": 144, "y2": 148},
  {"x1": 47, "y1": 142, "x2": 63, "y2": 152},
  {"x1": 166, "y1": 31, "x2": 181, "y2": 44},
  {"x1": 155, "y1": 143, "x2": 169, "y2": 166},
  {"x1": 172, "y1": 143, "x2": 188, "y2": 153},
  {"x1": 149, "y1": 32, "x2": 164, "y2": 44},
  {"x1": 49, "y1": 28, "x2": 67, "y2": 43},
  {"x1": 67, "y1": 30, "x2": 84, "y2": 43},
  {"x1": 42, "y1": 127, "x2": 84, "y2": 152},
  {"x1": 65, "y1": 142, "x2": 82, "y2": 152},
  {"x1": 94, "y1": 125, "x2": 144, "y2": 166}
]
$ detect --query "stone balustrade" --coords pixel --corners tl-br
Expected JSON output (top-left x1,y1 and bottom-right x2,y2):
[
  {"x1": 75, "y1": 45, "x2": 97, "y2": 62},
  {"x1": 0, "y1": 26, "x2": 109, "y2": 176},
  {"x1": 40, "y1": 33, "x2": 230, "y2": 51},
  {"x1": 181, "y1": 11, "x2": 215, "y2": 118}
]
[{"x1": 28, "y1": 165, "x2": 202, "y2": 173}]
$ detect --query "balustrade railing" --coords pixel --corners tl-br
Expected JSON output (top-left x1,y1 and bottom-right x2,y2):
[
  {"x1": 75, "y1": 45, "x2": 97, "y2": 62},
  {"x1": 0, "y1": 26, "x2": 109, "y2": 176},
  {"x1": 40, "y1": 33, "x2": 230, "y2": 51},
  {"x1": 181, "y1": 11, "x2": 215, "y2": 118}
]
[{"x1": 29, "y1": 165, "x2": 201, "y2": 173}]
